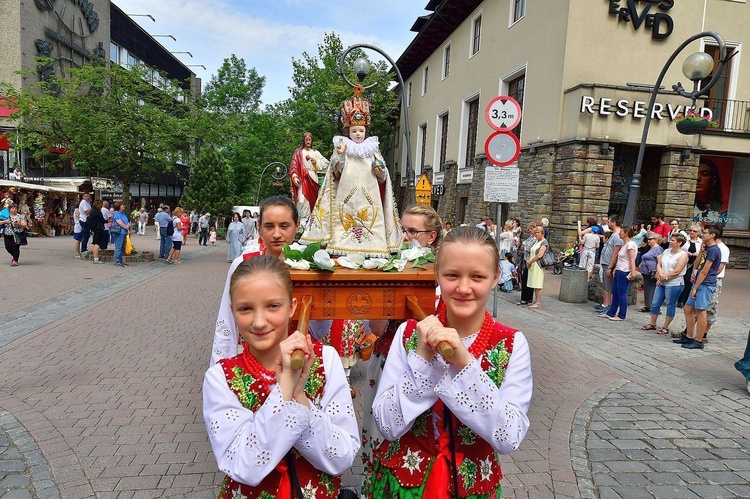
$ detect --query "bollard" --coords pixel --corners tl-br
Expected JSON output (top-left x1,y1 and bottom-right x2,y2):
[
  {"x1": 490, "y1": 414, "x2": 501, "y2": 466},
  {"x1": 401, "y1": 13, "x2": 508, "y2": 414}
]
[{"x1": 559, "y1": 267, "x2": 589, "y2": 303}]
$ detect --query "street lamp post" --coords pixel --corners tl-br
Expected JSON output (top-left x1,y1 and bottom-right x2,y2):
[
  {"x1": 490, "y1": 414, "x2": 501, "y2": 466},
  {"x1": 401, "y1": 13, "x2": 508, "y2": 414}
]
[
  {"x1": 256, "y1": 162, "x2": 288, "y2": 205},
  {"x1": 338, "y1": 44, "x2": 415, "y2": 206},
  {"x1": 622, "y1": 31, "x2": 728, "y2": 226}
]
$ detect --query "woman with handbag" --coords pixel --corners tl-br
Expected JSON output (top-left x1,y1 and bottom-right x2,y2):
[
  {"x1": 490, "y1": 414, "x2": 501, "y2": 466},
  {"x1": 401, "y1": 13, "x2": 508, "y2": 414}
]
[
  {"x1": 1, "y1": 201, "x2": 28, "y2": 267},
  {"x1": 526, "y1": 225, "x2": 549, "y2": 308},
  {"x1": 112, "y1": 202, "x2": 130, "y2": 267}
]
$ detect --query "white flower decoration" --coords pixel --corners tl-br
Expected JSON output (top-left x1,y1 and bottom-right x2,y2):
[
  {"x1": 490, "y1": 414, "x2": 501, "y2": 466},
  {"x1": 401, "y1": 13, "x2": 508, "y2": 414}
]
[
  {"x1": 363, "y1": 258, "x2": 389, "y2": 269},
  {"x1": 392, "y1": 259, "x2": 407, "y2": 271},
  {"x1": 289, "y1": 242, "x2": 308, "y2": 252},
  {"x1": 313, "y1": 250, "x2": 335, "y2": 268},
  {"x1": 285, "y1": 259, "x2": 311, "y2": 270}
]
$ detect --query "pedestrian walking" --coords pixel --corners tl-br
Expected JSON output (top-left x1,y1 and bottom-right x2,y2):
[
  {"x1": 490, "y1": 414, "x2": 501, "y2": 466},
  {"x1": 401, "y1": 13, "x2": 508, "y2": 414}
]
[{"x1": 1, "y1": 201, "x2": 28, "y2": 267}]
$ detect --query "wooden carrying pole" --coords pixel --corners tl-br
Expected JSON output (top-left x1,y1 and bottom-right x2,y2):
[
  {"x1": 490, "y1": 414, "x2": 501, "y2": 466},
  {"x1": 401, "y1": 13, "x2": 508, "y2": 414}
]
[
  {"x1": 405, "y1": 295, "x2": 454, "y2": 360},
  {"x1": 290, "y1": 295, "x2": 313, "y2": 370}
]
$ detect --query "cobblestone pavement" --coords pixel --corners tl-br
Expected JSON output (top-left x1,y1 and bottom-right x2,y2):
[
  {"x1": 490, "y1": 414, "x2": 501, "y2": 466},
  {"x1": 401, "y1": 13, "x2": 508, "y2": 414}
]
[{"x1": 1, "y1": 234, "x2": 749, "y2": 498}]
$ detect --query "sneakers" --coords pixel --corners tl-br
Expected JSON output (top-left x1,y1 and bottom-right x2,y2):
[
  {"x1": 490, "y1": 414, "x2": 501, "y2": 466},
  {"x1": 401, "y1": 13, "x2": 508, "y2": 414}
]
[
  {"x1": 673, "y1": 335, "x2": 689, "y2": 344},
  {"x1": 93, "y1": 259, "x2": 105, "y2": 264},
  {"x1": 594, "y1": 304, "x2": 605, "y2": 312},
  {"x1": 75, "y1": 254, "x2": 81, "y2": 259},
  {"x1": 681, "y1": 339, "x2": 705, "y2": 350}
]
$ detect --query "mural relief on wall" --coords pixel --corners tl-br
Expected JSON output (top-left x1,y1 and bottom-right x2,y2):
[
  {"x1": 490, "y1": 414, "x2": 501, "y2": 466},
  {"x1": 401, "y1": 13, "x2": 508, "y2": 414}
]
[{"x1": 32, "y1": 0, "x2": 102, "y2": 86}]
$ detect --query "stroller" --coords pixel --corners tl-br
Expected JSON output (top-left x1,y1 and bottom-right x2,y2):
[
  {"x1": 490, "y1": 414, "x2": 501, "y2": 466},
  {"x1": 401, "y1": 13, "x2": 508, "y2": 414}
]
[{"x1": 553, "y1": 247, "x2": 579, "y2": 275}]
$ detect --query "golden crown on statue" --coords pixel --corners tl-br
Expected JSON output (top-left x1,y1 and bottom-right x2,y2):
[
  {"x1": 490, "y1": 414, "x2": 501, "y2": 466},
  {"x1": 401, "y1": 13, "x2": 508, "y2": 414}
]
[{"x1": 342, "y1": 85, "x2": 371, "y2": 127}]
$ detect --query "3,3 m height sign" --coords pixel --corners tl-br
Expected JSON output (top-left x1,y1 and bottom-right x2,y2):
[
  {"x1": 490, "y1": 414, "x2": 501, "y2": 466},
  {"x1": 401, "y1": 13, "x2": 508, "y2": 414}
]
[{"x1": 484, "y1": 96, "x2": 522, "y2": 167}]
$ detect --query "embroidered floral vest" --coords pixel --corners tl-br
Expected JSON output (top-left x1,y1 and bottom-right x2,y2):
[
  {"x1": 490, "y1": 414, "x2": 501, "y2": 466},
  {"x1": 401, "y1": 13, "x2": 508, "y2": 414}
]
[
  {"x1": 217, "y1": 343, "x2": 340, "y2": 499},
  {"x1": 374, "y1": 319, "x2": 516, "y2": 497}
]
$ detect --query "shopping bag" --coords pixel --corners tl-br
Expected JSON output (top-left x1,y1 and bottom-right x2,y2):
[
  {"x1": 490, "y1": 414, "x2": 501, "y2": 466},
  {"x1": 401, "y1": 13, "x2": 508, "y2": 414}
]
[{"x1": 125, "y1": 234, "x2": 133, "y2": 255}]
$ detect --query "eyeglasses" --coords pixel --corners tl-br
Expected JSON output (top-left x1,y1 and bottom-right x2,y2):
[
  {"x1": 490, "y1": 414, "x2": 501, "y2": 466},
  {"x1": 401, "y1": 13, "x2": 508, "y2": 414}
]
[
  {"x1": 690, "y1": 229, "x2": 699, "y2": 232},
  {"x1": 401, "y1": 228, "x2": 432, "y2": 237},
  {"x1": 647, "y1": 237, "x2": 656, "y2": 241}
]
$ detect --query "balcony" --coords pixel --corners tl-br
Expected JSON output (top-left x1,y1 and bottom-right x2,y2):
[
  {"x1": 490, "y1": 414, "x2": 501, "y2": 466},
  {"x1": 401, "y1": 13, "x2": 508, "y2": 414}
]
[{"x1": 698, "y1": 98, "x2": 750, "y2": 136}]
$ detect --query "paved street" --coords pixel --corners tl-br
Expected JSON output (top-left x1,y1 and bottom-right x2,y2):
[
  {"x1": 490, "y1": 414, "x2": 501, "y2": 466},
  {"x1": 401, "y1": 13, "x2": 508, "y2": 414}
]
[{"x1": 1, "y1": 233, "x2": 749, "y2": 498}]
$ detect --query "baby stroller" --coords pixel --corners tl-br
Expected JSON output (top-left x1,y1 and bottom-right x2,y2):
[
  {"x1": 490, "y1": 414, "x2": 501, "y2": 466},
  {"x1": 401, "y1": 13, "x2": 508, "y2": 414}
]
[{"x1": 553, "y1": 247, "x2": 579, "y2": 275}]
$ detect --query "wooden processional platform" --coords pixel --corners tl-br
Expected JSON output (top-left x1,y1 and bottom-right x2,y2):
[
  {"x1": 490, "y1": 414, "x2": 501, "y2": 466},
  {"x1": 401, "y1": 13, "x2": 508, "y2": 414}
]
[{"x1": 289, "y1": 264, "x2": 437, "y2": 322}]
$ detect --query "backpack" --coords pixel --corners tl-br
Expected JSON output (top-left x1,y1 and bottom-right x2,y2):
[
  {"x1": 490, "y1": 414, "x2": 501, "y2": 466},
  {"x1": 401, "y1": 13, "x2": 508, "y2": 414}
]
[{"x1": 166, "y1": 217, "x2": 174, "y2": 236}]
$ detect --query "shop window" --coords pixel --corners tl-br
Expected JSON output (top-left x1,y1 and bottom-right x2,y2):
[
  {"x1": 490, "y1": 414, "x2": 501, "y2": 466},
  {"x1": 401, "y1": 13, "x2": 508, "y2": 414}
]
[{"x1": 694, "y1": 156, "x2": 749, "y2": 230}]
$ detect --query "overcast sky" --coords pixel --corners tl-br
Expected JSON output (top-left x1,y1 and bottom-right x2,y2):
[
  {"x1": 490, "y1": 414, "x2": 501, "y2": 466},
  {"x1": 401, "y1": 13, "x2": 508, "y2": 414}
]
[{"x1": 111, "y1": 0, "x2": 429, "y2": 105}]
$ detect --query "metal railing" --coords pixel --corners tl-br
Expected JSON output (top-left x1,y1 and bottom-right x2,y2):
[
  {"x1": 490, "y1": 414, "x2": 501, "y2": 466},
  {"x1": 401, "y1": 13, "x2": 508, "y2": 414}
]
[{"x1": 698, "y1": 97, "x2": 750, "y2": 133}]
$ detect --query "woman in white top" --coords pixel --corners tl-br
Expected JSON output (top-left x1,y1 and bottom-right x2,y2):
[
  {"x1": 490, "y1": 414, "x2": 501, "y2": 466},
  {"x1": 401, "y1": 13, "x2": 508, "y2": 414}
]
[
  {"x1": 642, "y1": 233, "x2": 689, "y2": 334},
  {"x1": 678, "y1": 225, "x2": 702, "y2": 308},
  {"x1": 602, "y1": 226, "x2": 637, "y2": 321},
  {"x1": 166, "y1": 207, "x2": 184, "y2": 264},
  {"x1": 497, "y1": 220, "x2": 515, "y2": 258}
]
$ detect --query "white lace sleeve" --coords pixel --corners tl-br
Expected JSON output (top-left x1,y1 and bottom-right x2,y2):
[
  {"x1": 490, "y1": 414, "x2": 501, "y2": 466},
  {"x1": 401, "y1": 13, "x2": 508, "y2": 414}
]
[
  {"x1": 296, "y1": 346, "x2": 360, "y2": 475},
  {"x1": 202, "y1": 365, "x2": 310, "y2": 485},
  {"x1": 371, "y1": 323, "x2": 447, "y2": 440},
  {"x1": 435, "y1": 332, "x2": 532, "y2": 454},
  {"x1": 210, "y1": 256, "x2": 243, "y2": 366}
]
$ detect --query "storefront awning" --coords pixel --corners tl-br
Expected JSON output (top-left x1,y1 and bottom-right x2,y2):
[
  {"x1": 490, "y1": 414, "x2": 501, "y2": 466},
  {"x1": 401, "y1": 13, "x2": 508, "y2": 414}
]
[
  {"x1": 0, "y1": 136, "x2": 9, "y2": 151},
  {"x1": 0, "y1": 179, "x2": 83, "y2": 194}
]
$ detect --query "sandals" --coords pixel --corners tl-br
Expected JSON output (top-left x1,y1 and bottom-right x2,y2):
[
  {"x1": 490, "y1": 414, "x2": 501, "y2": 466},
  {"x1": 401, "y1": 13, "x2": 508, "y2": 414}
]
[
  {"x1": 641, "y1": 324, "x2": 657, "y2": 331},
  {"x1": 657, "y1": 327, "x2": 670, "y2": 335},
  {"x1": 528, "y1": 304, "x2": 541, "y2": 309}
]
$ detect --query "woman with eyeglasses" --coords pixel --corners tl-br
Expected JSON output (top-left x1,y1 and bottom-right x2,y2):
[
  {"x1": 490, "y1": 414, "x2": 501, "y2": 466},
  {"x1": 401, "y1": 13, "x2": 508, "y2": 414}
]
[
  {"x1": 361, "y1": 204, "x2": 443, "y2": 495},
  {"x1": 677, "y1": 225, "x2": 702, "y2": 308},
  {"x1": 642, "y1": 233, "x2": 688, "y2": 334},
  {"x1": 637, "y1": 232, "x2": 664, "y2": 312}
]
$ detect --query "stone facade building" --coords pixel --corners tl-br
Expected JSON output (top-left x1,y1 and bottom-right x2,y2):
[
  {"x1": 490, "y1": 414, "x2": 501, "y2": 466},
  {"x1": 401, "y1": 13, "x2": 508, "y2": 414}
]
[{"x1": 391, "y1": 0, "x2": 750, "y2": 268}]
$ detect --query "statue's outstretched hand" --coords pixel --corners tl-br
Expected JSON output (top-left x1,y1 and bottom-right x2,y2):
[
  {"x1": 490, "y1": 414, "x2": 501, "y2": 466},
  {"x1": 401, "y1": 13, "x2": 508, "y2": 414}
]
[{"x1": 336, "y1": 138, "x2": 346, "y2": 155}]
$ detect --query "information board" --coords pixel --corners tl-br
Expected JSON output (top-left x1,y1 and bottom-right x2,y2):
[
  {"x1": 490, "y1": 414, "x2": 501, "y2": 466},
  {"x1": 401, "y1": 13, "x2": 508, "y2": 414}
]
[{"x1": 483, "y1": 166, "x2": 519, "y2": 203}]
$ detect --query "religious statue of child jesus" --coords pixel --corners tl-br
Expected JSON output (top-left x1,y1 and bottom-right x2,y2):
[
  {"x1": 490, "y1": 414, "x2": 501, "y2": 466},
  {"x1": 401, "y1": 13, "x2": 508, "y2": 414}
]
[{"x1": 301, "y1": 86, "x2": 401, "y2": 257}]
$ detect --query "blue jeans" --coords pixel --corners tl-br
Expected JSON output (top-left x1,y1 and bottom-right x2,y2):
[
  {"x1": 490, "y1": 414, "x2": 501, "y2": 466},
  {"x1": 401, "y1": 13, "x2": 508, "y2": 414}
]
[
  {"x1": 650, "y1": 284, "x2": 684, "y2": 318},
  {"x1": 607, "y1": 270, "x2": 630, "y2": 319},
  {"x1": 113, "y1": 232, "x2": 125, "y2": 264},
  {"x1": 159, "y1": 227, "x2": 172, "y2": 258},
  {"x1": 735, "y1": 331, "x2": 750, "y2": 382}
]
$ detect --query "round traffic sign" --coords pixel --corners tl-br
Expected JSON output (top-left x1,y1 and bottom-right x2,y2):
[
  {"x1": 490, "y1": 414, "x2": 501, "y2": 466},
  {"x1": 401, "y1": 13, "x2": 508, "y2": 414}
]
[
  {"x1": 485, "y1": 96, "x2": 522, "y2": 131},
  {"x1": 484, "y1": 131, "x2": 520, "y2": 167}
]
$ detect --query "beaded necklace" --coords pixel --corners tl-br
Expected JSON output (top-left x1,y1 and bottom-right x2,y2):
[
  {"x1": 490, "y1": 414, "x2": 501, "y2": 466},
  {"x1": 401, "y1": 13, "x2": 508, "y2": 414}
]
[
  {"x1": 436, "y1": 309, "x2": 494, "y2": 358},
  {"x1": 241, "y1": 342, "x2": 276, "y2": 399}
]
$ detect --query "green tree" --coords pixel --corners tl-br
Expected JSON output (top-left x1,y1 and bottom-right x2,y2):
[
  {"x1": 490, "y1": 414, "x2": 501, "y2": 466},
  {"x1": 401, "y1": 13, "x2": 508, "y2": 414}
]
[
  {"x1": 1, "y1": 61, "x2": 195, "y2": 208},
  {"x1": 180, "y1": 146, "x2": 235, "y2": 216},
  {"x1": 203, "y1": 54, "x2": 265, "y2": 115}
]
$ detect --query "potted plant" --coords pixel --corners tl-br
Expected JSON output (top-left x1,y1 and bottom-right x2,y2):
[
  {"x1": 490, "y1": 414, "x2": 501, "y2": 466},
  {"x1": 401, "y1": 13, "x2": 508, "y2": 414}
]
[{"x1": 674, "y1": 109, "x2": 718, "y2": 135}]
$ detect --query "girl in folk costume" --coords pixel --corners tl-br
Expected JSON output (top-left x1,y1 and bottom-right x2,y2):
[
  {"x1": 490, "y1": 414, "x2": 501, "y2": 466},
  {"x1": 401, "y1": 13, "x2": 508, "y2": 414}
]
[
  {"x1": 211, "y1": 196, "x2": 302, "y2": 366},
  {"x1": 300, "y1": 87, "x2": 401, "y2": 257},
  {"x1": 203, "y1": 255, "x2": 360, "y2": 498},
  {"x1": 369, "y1": 226, "x2": 533, "y2": 498},
  {"x1": 360, "y1": 204, "x2": 444, "y2": 494}
]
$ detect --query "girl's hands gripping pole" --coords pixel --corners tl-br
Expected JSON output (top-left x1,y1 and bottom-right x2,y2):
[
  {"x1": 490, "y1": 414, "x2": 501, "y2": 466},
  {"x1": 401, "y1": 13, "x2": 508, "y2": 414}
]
[
  {"x1": 278, "y1": 331, "x2": 315, "y2": 406},
  {"x1": 406, "y1": 295, "x2": 453, "y2": 360},
  {"x1": 290, "y1": 295, "x2": 313, "y2": 370}
]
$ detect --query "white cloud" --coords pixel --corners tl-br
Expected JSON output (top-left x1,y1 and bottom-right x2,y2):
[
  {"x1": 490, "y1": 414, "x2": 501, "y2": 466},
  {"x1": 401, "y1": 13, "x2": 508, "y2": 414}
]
[{"x1": 112, "y1": 0, "x2": 425, "y2": 103}]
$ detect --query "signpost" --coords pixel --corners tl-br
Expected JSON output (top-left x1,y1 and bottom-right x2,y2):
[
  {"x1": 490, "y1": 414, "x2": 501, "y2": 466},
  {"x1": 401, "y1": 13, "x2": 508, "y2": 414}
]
[
  {"x1": 483, "y1": 167, "x2": 519, "y2": 203},
  {"x1": 484, "y1": 131, "x2": 520, "y2": 167},
  {"x1": 485, "y1": 96, "x2": 522, "y2": 132}
]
